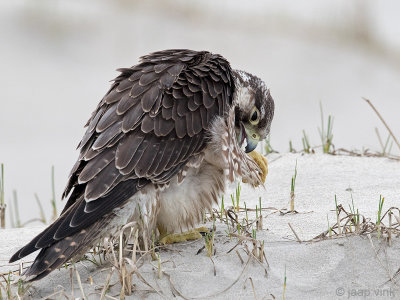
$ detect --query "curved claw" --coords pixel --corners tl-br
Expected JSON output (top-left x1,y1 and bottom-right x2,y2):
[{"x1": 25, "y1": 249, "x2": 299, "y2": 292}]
[{"x1": 243, "y1": 150, "x2": 268, "y2": 186}]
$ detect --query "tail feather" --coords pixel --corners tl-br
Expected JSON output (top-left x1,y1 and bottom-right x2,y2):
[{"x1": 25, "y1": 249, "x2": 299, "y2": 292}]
[
  {"x1": 9, "y1": 178, "x2": 147, "y2": 281},
  {"x1": 9, "y1": 179, "x2": 143, "y2": 264},
  {"x1": 23, "y1": 217, "x2": 109, "y2": 281},
  {"x1": 9, "y1": 210, "x2": 72, "y2": 263}
]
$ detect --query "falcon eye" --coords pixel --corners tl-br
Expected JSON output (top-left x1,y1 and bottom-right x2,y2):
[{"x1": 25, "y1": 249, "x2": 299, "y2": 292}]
[{"x1": 249, "y1": 107, "x2": 260, "y2": 125}]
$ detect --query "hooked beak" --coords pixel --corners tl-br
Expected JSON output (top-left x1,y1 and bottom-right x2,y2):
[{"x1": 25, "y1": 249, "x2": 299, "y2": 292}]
[{"x1": 238, "y1": 122, "x2": 260, "y2": 153}]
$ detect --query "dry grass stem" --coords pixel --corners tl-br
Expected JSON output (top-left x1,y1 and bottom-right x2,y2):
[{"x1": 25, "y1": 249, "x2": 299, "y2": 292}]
[
  {"x1": 69, "y1": 268, "x2": 74, "y2": 299},
  {"x1": 100, "y1": 267, "x2": 115, "y2": 300},
  {"x1": 388, "y1": 211, "x2": 393, "y2": 247},
  {"x1": 363, "y1": 97, "x2": 400, "y2": 152},
  {"x1": 288, "y1": 223, "x2": 302, "y2": 243},
  {"x1": 246, "y1": 277, "x2": 258, "y2": 300},
  {"x1": 73, "y1": 264, "x2": 87, "y2": 300},
  {"x1": 335, "y1": 197, "x2": 342, "y2": 235},
  {"x1": 335, "y1": 148, "x2": 400, "y2": 160},
  {"x1": 235, "y1": 250, "x2": 244, "y2": 265},
  {"x1": 367, "y1": 234, "x2": 394, "y2": 282},
  {"x1": 312, "y1": 204, "x2": 400, "y2": 243}
]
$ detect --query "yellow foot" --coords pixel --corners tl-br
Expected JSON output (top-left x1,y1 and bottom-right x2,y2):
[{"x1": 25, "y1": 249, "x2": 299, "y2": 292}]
[
  {"x1": 159, "y1": 227, "x2": 209, "y2": 245},
  {"x1": 243, "y1": 150, "x2": 268, "y2": 186},
  {"x1": 249, "y1": 150, "x2": 268, "y2": 182}
]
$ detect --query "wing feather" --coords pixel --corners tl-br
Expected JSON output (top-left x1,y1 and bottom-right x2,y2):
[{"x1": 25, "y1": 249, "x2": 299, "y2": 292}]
[
  {"x1": 146, "y1": 138, "x2": 167, "y2": 175},
  {"x1": 154, "y1": 116, "x2": 174, "y2": 136},
  {"x1": 120, "y1": 138, "x2": 150, "y2": 175},
  {"x1": 121, "y1": 103, "x2": 145, "y2": 132},
  {"x1": 134, "y1": 137, "x2": 160, "y2": 177},
  {"x1": 142, "y1": 84, "x2": 161, "y2": 112},
  {"x1": 130, "y1": 82, "x2": 150, "y2": 98},
  {"x1": 162, "y1": 93, "x2": 174, "y2": 108},
  {"x1": 84, "y1": 160, "x2": 120, "y2": 201},
  {"x1": 176, "y1": 98, "x2": 187, "y2": 117},
  {"x1": 10, "y1": 50, "x2": 235, "y2": 268},
  {"x1": 96, "y1": 103, "x2": 119, "y2": 132},
  {"x1": 139, "y1": 72, "x2": 158, "y2": 86},
  {"x1": 115, "y1": 131, "x2": 145, "y2": 169},
  {"x1": 186, "y1": 112, "x2": 194, "y2": 137},
  {"x1": 175, "y1": 113, "x2": 187, "y2": 138},
  {"x1": 78, "y1": 147, "x2": 116, "y2": 184},
  {"x1": 117, "y1": 93, "x2": 140, "y2": 115},
  {"x1": 92, "y1": 121, "x2": 122, "y2": 150},
  {"x1": 141, "y1": 114, "x2": 154, "y2": 133},
  {"x1": 192, "y1": 108, "x2": 203, "y2": 134},
  {"x1": 116, "y1": 78, "x2": 134, "y2": 92},
  {"x1": 103, "y1": 88, "x2": 123, "y2": 104},
  {"x1": 153, "y1": 138, "x2": 178, "y2": 175},
  {"x1": 165, "y1": 136, "x2": 187, "y2": 170}
]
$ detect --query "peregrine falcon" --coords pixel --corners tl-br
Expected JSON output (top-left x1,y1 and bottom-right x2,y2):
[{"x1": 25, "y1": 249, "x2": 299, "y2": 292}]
[{"x1": 9, "y1": 49, "x2": 275, "y2": 281}]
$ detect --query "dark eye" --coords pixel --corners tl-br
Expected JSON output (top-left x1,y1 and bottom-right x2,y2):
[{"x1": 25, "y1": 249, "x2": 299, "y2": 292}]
[
  {"x1": 251, "y1": 111, "x2": 258, "y2": 121},
  {"x1": 249, "y1": 107, "x2": 260, "y2": 125}
]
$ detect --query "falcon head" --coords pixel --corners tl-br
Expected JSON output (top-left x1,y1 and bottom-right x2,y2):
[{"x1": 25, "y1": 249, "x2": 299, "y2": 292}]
[{"x1": 232, "y1": 70, "x2": 275, "y2": 153}]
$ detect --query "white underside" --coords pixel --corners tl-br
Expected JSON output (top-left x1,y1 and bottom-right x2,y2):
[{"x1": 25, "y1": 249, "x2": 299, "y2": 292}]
[
  {"x1": 157, "y1": 160, "x2": 225, "y2": 233},
  {"x1": 109, "y1": 147, "x2": 225, "y2": 237}
]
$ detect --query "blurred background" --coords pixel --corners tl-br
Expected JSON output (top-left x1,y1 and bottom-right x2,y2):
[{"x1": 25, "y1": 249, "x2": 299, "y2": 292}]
[{"x1": 1, "y1": 0, "x2": 400, "y2": 225}]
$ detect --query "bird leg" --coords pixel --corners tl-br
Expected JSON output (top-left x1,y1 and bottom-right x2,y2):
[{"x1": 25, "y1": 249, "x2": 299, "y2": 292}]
[
  {"x1": 243, "y1": 150, "x2": 269, "y2": 186},
  {"x1": 249, "y1": 150, "x2": 268, "y2": 182},
  {"x1": 158, "y1": 225, "x2": 209, "y2": 245}
]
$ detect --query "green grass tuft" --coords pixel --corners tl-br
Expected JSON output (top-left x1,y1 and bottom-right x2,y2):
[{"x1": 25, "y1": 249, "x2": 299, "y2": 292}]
[
  {"x1": 231, "y1": 182, "x2": 241, "y2": 213},
  {"x1": 318, "y1": 102, "x2": 334, "y2": 153},
  {"x1": 290, "y1": 160, "x2": 298, "y2": 211},
  {"x1": 377, "y1": 195, "x2": 385, "y2": 239},
  {"x1": 348, "y1": 194, "x2": 360, "y2": 232},
  {"x1": 302, "y1": 130, "x2": 311, "y2": 153},
  {"x1": 50, "y1": 165, "x2": 58, "y2": 222}
]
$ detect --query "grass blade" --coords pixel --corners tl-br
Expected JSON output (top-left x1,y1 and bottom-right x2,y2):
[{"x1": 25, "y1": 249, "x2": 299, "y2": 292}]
[
  {"x1": 13, "y1": 190, "x2": 21, "y2": 228},
  {"x1": 363, "y1": 97, "x2": 400, "y2": 152},
  {"x1": 34, "y1": 193, "x2": 47, "y2": 224},
  {"x1": 51, "y1": 165, "x2": 57, "y2": 221},
  {"x1": 0, "y1": 164, "x2": 5, "y2": 229}
]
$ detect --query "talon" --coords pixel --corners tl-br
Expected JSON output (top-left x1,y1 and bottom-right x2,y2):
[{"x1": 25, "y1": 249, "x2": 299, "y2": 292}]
[{"x1": 243, "y1": 150, "x2": 268, "y2": 186}]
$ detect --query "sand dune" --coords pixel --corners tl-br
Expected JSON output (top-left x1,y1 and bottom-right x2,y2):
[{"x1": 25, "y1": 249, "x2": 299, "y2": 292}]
[{"x1": 1, "y1": 153, "x2": 399, "y2": 299}]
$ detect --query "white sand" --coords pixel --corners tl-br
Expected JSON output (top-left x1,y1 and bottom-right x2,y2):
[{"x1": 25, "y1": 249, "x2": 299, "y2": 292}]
[{"x1": 1, "y1": 153, "x2": 400, "y2": 299}]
